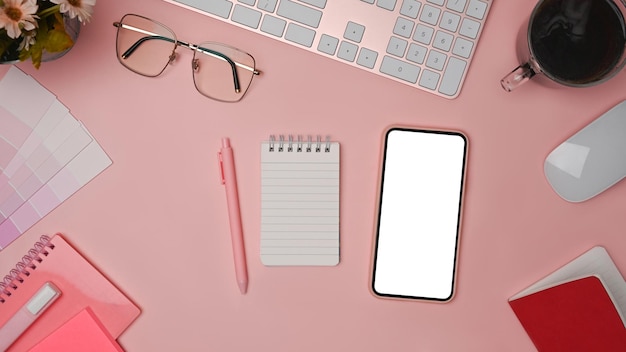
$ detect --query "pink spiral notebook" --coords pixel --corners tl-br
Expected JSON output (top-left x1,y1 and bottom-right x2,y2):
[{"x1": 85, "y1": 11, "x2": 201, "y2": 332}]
[{"x1": 0, "y1": 233, "x2": 140, "y2": 351}]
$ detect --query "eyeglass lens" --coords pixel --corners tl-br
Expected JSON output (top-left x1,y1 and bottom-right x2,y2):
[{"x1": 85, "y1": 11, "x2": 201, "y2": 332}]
[
  {"x1": 193, "y1": 42, "x2": 256, "y2": 102},
  {"x1": 115, "y1": 14, "x2": 176, "y2": 77},
  {"x1": 115, "y1": 14, "x2": 257, "y2": 102}
]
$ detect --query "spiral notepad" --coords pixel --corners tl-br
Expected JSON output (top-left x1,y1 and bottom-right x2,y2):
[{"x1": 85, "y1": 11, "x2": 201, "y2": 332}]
[
  {"x1": 0, "y1": 234, "x2": 139, "y2": 351},
  {"x1": 261, "y1": 135, "x2": 340, "y2": 266}
]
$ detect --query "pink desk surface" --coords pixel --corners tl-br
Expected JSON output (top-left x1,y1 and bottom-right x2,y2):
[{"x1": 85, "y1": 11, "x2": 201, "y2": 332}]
[{"x1": 2, "y1": 1, "x2": 626, "y2": 351}]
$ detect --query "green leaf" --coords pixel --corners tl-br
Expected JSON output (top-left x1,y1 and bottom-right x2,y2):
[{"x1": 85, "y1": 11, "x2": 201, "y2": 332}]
[
  {"x1": 44, "y1": 30, "x2": 73, "y2": 53},
  {"x1": 20, "y1": 13, "x2": 74, "y2": 68},
  {"x1": 44, "y1": 13, "x2": 73, "y2": 53},
  {"x1": 24, "y1": 45, "x2": 42, "y2": 69}
]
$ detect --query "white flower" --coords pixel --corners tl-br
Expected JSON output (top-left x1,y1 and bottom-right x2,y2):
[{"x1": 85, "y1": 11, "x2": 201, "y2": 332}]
[
  {"x1": 18, "y1": 32, "x2": 35, "y2": 50},
  {"x1": 50, "y1": 0, "x2": 96, "y2": 23},
  {"x1": 0, "y1": 0, "x2": 39, "y2": 39}
]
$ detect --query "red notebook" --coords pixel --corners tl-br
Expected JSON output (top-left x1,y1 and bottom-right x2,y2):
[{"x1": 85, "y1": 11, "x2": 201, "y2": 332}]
[
  {"x1": 0, "y1": 234, "x2": 140, "y2": 351},
  {"x1": 28, "y1": 308, "x2": 124, "y2": 352},
  {"x1": 509, "y1": 247, "x2": 626, "y2": 351}
]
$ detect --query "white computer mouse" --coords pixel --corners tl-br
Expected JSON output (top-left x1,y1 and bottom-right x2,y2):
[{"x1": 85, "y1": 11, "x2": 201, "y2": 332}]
[{"x1": 544, "y1": 100, "x2": 626, "y2": 202}]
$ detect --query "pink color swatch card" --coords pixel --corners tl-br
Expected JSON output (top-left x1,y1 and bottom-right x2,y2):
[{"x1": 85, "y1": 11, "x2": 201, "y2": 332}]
[
  {"x1": 0, "y1": 100, "x2": 71, "y2": 190},
  {"x1": 0, "y1": 116, "x2": 92, "y2": 222},
  {"x1": 0, "y1": 67, "x2": 112, "y2": 250},
  {"x1": 0, "y1": 129, "x2": 111, "y2": 249},
  {"x1": 0, "y1": 67, "x2": 56, "y2": 176}
]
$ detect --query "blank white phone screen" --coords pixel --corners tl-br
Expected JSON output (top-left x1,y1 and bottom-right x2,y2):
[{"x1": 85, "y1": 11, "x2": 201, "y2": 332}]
[{"x1": 372, "y1": 128, "x2": 467, "y2": 301}]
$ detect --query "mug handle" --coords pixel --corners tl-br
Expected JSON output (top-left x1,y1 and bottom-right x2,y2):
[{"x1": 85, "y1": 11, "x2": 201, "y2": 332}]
[{"x1": 501, "y1": 62, "x2": 536, "y2": 92}]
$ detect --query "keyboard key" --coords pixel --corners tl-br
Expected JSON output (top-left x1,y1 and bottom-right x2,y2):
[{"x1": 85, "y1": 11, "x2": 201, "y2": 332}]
[
  {"x1": 413, "y1": 24, "x2": 434, "y2": 45},
  {"x1": 439, "y1": 56, "x2": 466, "y2": 96},
  {"x1": 285, "y1": 23, "x2": 316, "y2": 47},
  {"x1": 407, "y1": 43, "x2": 427, "y2": 64},
  {"x1": 380, "y1": 55, "x2": 420, "y2": 83},
  {"x1": 277, "y1": 0, "x2": 323, "y2": 28},
  {"x1": 338, "y1": 41, "x2": 359, "y2": 62},
  {"x1": 427, "y1": 0, "x2": 444, "y2": 5},
  {"x1": 393, "y1": 17, "x2": 415, "y2": 38},
  {"x1": 420, "y1": 4, "x2": 441, "y2": 26},
  {"x1": 239, "y1": 0, "x2": 255, "y2": 5},
  {"x1": 400, "y1": 0, "x2": 421, "y2": 18},
  {"x1": 466, "y1": 0, "x2": 487, "y2": 19},
  {"x1": 177, "y1": 0, "x2": 233, "y2": 18},
  {"x1": 452, "y1": 37, "x2": 473, "y2": 58},
  {"x1": 344, "y1": 21, "x2": 366, "y2": 42},
  {"x1": 426, "y1": 49, "x2": 446, "y2": 70},
  {"x1": 232, "y1": 4, "x2": 262, "y2": 28},
  {"x1": 387, "y1": 36, "x2": 408, "y2": 57},
  {"x1": 440, "y1": 11, "x2": 460, "y2": 32},
  {"x1": 318, "y1": 34, "x2": 339, "y2": 55},
  {"x1": 459, "y1": 17, "x2": 480, "y2": 39},
  {"x1": 257, "y1": 0, "x2": 278, "y2": 12},
  {"x1": 446, "y1": 0, "x2": 467, "y2": 13},
  {"x1": 361, "y1": 0, "x2": 375, "y2": 4},
  {"x1": 419, "y1": 69, "x2": 440, "y2": 90},
  {"x1": 260, "y1": 15, "x2": 286, "y2": 36},
  {"x1": 300, "y1": 0, "x2": 327, "y2": 9},
  {"x1": 433, "y1": 30, "x2": 453, "y2": 51},
  {"x1": 377, "y1": 0, "x2": 397, "y2": 11},
  {"x1": 357, "y1": 48, "x2": 378, "y2": 68}
]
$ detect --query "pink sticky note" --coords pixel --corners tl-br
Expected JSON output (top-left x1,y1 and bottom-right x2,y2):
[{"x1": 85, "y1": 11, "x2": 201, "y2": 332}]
[{"x1": 28, "y1": 308, "x2": 124, "y2": 352}]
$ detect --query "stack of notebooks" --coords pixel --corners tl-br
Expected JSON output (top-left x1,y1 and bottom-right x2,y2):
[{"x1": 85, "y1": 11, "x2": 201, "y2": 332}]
[
  {"x1": 0, "y1": 66, "x2": 112, "y2": 250},
  {"x1": 0, "y1": 234, "x2": 140, "y2": 351},
  {"x1": 509, "y1": 246, "x2": 626, "y2": 351}
]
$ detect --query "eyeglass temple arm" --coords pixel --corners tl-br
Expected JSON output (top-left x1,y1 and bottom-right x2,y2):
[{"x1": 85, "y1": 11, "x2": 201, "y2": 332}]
[{"x1": 113, "y1": 22, "x2": 254, "y2": 93}]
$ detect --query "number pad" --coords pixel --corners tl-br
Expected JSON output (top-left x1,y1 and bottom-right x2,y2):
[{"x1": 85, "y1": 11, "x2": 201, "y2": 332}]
[{"x1": 385, "y1": 0, "x2": 486, "y2": 96}]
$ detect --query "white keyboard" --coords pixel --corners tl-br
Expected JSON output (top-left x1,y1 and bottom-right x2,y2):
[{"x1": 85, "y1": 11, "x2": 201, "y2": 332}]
[{"x1": 163, "y1": 0, "x2": 492, "y2": 99}]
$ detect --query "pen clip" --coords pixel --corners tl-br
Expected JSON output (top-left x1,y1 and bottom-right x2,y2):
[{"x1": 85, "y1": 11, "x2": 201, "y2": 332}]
[{"x1": 218, "y1": 151, "x2": 225, "y2": 185}]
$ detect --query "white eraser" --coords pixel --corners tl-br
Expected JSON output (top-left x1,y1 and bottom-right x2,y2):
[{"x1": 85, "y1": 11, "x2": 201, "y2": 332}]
[{"x1": 26, "y1": 282, "x2": 60, "y2": 315}]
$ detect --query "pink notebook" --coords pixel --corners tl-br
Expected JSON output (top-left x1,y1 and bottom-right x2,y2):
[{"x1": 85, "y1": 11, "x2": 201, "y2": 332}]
[
  {"x1": 0, "y1": 234, "x2": 140, "y2": 351},
  {"x1": 29, "y1": 308, "x2": 124, "y2": 352}
]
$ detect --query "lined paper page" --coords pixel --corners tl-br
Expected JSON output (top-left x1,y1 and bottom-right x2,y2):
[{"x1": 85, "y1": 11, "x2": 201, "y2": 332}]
[{"x1": 261, "y1": 136, "x2": 340, "y2": 266}]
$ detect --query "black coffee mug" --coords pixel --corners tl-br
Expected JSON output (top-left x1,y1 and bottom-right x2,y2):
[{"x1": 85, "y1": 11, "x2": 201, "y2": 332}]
[{"x1": 501, "y1": 0, "x2": 626, "y2": 91}]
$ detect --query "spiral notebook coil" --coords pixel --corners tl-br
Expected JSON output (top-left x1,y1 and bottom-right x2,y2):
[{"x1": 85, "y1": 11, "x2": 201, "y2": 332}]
[
  {"x1": 0, "y1": 235, "x2": 54, "y2": 303},
  {"x1": 268, "y1": 135, "x2": 332, "y2": 153}
]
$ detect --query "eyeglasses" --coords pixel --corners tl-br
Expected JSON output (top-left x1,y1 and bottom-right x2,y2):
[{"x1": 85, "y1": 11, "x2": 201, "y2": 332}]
[{"x1": 113, "y1": 14, "x2": 260, "y2": 103}]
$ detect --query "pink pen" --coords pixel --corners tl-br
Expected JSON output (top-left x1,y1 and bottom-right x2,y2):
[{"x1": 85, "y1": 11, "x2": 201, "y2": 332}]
[{"x1": 218, "y1": 138, "x2": 249, "y2": 294}]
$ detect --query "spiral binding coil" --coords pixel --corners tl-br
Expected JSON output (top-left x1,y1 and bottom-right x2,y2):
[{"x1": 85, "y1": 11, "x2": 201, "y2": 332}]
[
  {"x1": 268, "y1": 135, "x2": 332, "y2": 153},
  {"x1": 0, "y1": 235, "x2": 54, "y2": 303}
]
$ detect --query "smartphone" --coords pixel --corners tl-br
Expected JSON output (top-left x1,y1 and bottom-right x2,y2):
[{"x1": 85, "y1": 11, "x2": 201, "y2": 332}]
[{"x1": 370, "y1": 127, "x2": 468, "y2": 302}]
